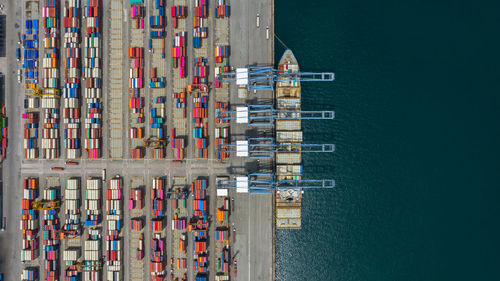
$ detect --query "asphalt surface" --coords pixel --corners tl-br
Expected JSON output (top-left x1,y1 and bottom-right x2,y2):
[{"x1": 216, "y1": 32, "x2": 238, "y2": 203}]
[
  {"x1": 0, "y1": 0, "x2": 26, "y2": 279},
  {"x1": 0, "y1": 0, "x2": 275, "y2": 280}
]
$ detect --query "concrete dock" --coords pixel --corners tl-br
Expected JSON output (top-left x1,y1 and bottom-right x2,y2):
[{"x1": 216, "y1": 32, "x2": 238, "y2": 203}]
[{"x1": 0, "y1": 0, "x2": 275, "y2": 280}]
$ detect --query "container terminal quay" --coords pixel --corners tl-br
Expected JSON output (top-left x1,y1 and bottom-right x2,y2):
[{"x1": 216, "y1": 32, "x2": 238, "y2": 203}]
[{"x1": 0, "y1": 0, "x2": 335, "y2": 280}]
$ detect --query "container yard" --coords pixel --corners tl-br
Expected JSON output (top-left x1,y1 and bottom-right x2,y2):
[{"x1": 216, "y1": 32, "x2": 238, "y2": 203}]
[{"x1": 0, "y1": 0, "x2": 337, "y2": 280}]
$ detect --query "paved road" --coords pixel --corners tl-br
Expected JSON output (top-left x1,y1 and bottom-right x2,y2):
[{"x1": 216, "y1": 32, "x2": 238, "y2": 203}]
[
  {"x1": 0, "y1": 0, "x2": 25, "y2": 279},
  {"x1": 229, "y1": 0, "x2": 275, "y2": 280}
]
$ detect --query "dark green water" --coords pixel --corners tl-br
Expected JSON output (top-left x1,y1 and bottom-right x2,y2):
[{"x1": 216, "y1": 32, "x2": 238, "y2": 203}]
[{"x1": 275, "y1": 0, "x2": 500, "y2": 280}]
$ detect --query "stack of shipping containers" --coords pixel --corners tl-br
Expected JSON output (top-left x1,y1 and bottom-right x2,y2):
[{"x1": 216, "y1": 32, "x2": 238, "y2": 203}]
[
  {"x1": 191, "y1": 0, "x2": 209, "y2": 161},
  {"x1": 192, "y1": 0, "x2": 208, "y2": 48},
  {"x1": 21, "y1": 267, "x2": 39, "y2": 281},
  {"x1": 20, "y1": 177, "x2": 39, "y2": 277},
  {"x1": 128, "y1": 0, "x2": 146, "y2": 159},
  {"x1": 41, "y1": 0, "x2": 60, "y2": 160},
  {"x1": 0, "y1": 96, "x2": 6, "y2": 158},
  {"x1": 169, "y1": 177, "x2": 189, "y2": 280},
  {"x1": 172, "y1": 32, "x2": 186, "y2": 78},
  {"x1": 150, "y1": 233, "x2": 166, "y2": 279},
  {"x1": 149, "y1": 0, "x2": 168, "y2": 159},
  {"x1": 84, "y1": 177, "x2": 102, "y2": 279},
  {"x1": 191, "y1": 178, "x2": 209, "y2": 281},
  {"x1": 63, "y1": 0, "x2": 82, "y2": 159},
  {"x1": 23, "y1": 111, "x2": 39, "y2": 160},
  {"x1": 128, "y1": 46, "x2": 145, "y2": 159},
  {"x1": 106, "y1": 177, "x2": 123, "y2": 280},
  {"x1": 214, "y1": 45, "x2": 230, "y2": 161},
  {"x1": 192, "y1": 58, "x2": 208, "y2": 159},
  {"x1": 150, "y1": 177, "x2": 166, "y2": 279},
  {"x1": 171, "y1": 31, "x2": 187, "y2": 160},
  {"x1": 83, "y1": 0, "x2": 102, "y2": 159},
  {"x1": 128, "y1": 178, "x2": 145, "y2": 277},
  {"x1": 215, "y1": 195, "x2": 231, "y2": 280},
  {"x1": 214, "y1": 0, "x2": 231, "y2": 162},
  {"x1": 22, "y1": 16, "x2": 40, "y2": 160},
  {"x1": 41, "y1": 177, "x2": 60, "y2": 281},
  {"x1": 63, "y1": 177, "x2": 82, "y2": 280},
  {"x1": 83, "y1": 229, "x2": 101, "y2": 280},
  {"x1": 170, "y1": 4, "x2": 186, "y2": 28}
]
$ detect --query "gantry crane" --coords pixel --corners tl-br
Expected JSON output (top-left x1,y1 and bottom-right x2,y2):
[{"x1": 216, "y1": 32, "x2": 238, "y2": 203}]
[
  {"x1": 216, "y1": 105, "x2": 334, "y2": 126},
  {"x1": 217, "y1": 66, "x2": 334, "y2": 91},
  {"x1": 57, "y1": 224, "x2": 82, "y2": 239},
  {"x1": 33, "y1": 88, "x2": 61, "y2": 98},
  {"x1": 216, "y1": 173, "x2": 335, "y2": 194},
  {"x1": 31, "y1": 199, "x2": 61, "y2": 210},
  {"x1": 217, "y1": 138, "x2": 334, "y2": 159},
  {"x1": 143, "y1": 137, "x2": 168, "y2": 148},
  {"x1": 187, "y1": 83, "x2": 208, "y2": 94},
  {"x1": 75, "y1": 259, "x2": 103, "y2": 272}
]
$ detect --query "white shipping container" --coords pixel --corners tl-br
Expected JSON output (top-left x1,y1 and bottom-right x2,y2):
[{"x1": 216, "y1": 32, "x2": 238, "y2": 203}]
[
  {"x1": 63, "y1": 248, "x2": 81, "y2": 261},
  {"x1": 66, "y1": 148, "x2": 80, "y2": 159}
]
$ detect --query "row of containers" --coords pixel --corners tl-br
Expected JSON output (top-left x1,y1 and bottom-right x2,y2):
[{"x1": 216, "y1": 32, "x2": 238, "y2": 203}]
[
  {"x1": 170, "y1": 188, "x2": 188, "y2": 280},
  {"x1": 213, "y1": 0, "x2": 231, "y2": 161},
  {"x1": 171, "y1": 5, "x2": 187, "y2": 28},
  {"x1": 149, "y1": 0, "x2": 166, "y2": 58},
  {"x1": 215, "y1": 0, "x2": 230, "y2": 19},
  {"x1": 151, "y1": 177, "x2": 167, "y2": 279},
  {"x1": 193, "y1": 0, "x2": 208, "y2": 49},
  {"x1": 213, "y1": 0, "x2": 232, "y2": 162},
  {"x1": 84, "y1": 178, "x2": 102, "y2": 280},
  {"x1": 63, "y1": 0, "x2": 83, "y2": 159},
  {"x1": 214, "y1": 46, "x2": 230, "y2": 87},
  {"x1": 41, "y1": 179, "x2": 61, "y2": 281},
  {"x1": 84, "y1": 0, "x2": 103, "y2": 159},
  {"x1": 20, "y1": 177, "x2": 39, "y2": 273},
  {"x1": 0, "y1": 84, "x2": 7, "y2": 158},
  {"x1": 172, "y1": 32, "x2": 186, "y2": 76},
  {"x1": 41, "y1": 0, "x2": 61, "y2": 160},
  {"x1": 172, "y1": 89, "x2": 187, "y2": 160},
  {"x1": 22, "y1": 19, "x2": 40, "y2": 89},
  {"x1": 129, "y1": 1, "x2": 147, "y2": 160},
  {"x1": 129, "y1": 181, "x2": 145, "y2": 261},
  {"x1": 129, "y1": 187, "x2": 144, "y2": 210},
  {"x1": 106, "y1": 177, "x2": 123, "y2": 280},
  {"x1": 215, "y1": 195, "x2": 231, "y2": 279},
  {"x1": 22, "y1": 15, "x2": 40, "y2": 159},
  {"x1": 149, "y1": 0, "x2": 167, "y2": 159},
  {"x1": 64, "y1": 177, "x2": 82, "y2": 280},
  {"x1": 215, "y1": 248, "x2": 231, "y2": 280},
  {"x1": 169, "y1": 183, "x2": 188, "y2": 280},
  {"x1": 171, "y1": 0, "x2": 188, "y2": 163},
  {"x1": 192, "y1": 59, "x2": 209, "y2": 159},
  {"x1": 131, "y1": 4, "x2": 145, "y2": 29},
  {"x1": 23, "y1": 112, "x2": 39, "y2": 159},
  {"x1": 215, "y1": 125, "x2": 230, "y2": 160},
  {"x1": 128, "y1": 44, "x2": 146, "y2": 158},
  {"x1": 22, "y1": 268, "x2": 39, "y2": 281},
  {"x1": 84, "y1": 229, "x2": 102, "y2": 281},
  {"x1": 150, "y1": 98, "x2": 167, "y2": 159},
  {"x1": 191, "y1": 178, "x2": 209, "y2": 279}
]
